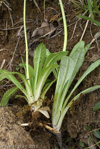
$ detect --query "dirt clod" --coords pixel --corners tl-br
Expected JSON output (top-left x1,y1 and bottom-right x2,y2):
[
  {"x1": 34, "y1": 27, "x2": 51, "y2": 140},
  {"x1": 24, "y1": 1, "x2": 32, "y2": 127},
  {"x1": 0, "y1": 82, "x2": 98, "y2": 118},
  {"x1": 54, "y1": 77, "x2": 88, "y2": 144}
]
[{"x1": 0, "y1": 106, "x2": 35, "y2": 149}]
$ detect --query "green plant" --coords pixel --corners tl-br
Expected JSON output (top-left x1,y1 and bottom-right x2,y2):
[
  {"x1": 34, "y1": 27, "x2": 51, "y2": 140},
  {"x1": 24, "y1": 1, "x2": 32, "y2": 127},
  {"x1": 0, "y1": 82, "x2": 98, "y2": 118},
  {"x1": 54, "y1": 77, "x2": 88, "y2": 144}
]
[
  {"x1": 87, "y1": 136, "x2": 100, "y2": 148},
  {"x1": 49, "y1": 0, "x2": 100, "y2": 147},
  {"x1": 72, "y1": 0, "x2": 88, "y2": 14},
  {"x1": 73, "y1": 0, "x2": 100, "y2": 16},
  {"x1": 51, "y1": 40, "x2": 100, "y2": 147},
  {"x1": 79, "y1": 125, "x2": 100, "y2": 148},
  {"x1": 0, "y1": 0, "x2": 68, "y2": 117},
  {"x1": 77, "y1": 0, "x2": 100, "y2": 27},
  {"x1": 87, "y1": 127, "x2": 100, "y2": 148}
]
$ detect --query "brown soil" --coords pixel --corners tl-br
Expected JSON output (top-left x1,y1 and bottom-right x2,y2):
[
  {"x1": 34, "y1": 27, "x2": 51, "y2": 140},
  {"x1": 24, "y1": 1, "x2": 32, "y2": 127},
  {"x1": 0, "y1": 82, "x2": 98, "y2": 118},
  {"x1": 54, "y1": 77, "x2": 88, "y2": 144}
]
[
  {"x1": 0, "y1": 106, "x2": 35, "y2": 149},
  {"x1": 0, "y1": 0, "x2": 100, "y2": 149}
]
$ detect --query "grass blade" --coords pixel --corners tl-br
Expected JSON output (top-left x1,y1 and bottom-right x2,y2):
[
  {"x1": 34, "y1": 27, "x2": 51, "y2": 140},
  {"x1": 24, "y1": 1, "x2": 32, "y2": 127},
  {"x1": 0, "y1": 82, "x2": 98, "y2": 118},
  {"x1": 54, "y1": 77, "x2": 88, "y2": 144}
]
[
  {"x1": 78, "y1": 15, "x2": 100, "y2": 27},
  {"x1": 87, "y1": 0, "x2": 94, "y2": 19},
  {"x1": 93, "y1": 0, "x2": 100, "y2": 17}
]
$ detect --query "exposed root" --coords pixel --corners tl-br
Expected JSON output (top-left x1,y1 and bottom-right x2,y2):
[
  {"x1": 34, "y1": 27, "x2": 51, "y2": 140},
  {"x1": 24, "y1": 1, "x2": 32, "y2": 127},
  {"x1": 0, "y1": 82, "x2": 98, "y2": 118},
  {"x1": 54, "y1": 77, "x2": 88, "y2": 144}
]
[
  {"x1": 21, "y1": 121, "x2": 62, "y2": 148},
  {"x1": 39, "y1": 123, "x2": 62, "y2": 148}
]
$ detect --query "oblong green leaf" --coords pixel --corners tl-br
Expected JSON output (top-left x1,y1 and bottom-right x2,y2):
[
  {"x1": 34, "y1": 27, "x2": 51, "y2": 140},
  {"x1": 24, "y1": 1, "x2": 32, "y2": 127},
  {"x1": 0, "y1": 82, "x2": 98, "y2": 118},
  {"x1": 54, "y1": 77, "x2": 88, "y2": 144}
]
[
  {"x1": 70, "y1": 41, "x2": 85, "y2": 56},
  {"x1": 55, "y1": 56, "x2": 74, "y2": 95},
  {"x1": 54, "y1": 56, "x2": 75, "y2": 112},
  {"x1": 34, "y1": 64, "x2": 59, "y2": 101},
  {"x1": 70, "y1": 85, "x2": 100, "y2": 103},
  {"x1": 0, "y1": 86, "x2": 18, "y2": 106},
  {"x1": 62, "y1": 46, "x2": 88, "y2": 108},
  {"x1": 33, "y1": 43, "x2": 46, "y2": 89},
  {"x1": 66, "y1": 59, "x2": 100, "y2": 104},
  {"x1": 69, "y1": 44, "x2": 87, "y2": 84},
  {"x1": 65, "y1": 43, "x2": 90, "y2": 97},
  {"x1": 93, "y1": 130, "x2": 100, "y2": 139}
]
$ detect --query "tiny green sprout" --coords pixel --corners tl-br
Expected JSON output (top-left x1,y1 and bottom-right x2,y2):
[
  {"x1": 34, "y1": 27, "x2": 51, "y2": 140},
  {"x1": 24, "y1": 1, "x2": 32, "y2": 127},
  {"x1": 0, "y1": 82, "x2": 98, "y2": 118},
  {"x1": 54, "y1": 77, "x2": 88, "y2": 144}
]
[
  {"x1": 79, "y1": 142, "x2": 86, "y2": 148},
  {"x1": 93, "y1": 101, "x2": 100, "y2": 111}
]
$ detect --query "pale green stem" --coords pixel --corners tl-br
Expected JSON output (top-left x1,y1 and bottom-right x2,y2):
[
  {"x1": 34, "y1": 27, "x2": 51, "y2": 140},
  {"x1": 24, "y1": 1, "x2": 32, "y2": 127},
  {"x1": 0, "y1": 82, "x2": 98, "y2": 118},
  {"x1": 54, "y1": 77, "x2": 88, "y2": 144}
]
[
  {"x1": 24, "y1": 0, "x2": 30, "y2": 84},
  {"x1": 59, "y1": 0, "x2": 67, "y2": 51}
]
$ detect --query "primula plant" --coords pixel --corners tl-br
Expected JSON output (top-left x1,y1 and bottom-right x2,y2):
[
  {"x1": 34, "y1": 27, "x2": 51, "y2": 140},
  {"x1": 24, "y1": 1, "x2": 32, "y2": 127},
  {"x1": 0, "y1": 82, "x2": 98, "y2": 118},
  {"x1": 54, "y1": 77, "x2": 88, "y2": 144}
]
[
  {"x1": 0, "y1": 0, "x2": 68, "y2": 118},
  {"x1": 52, "y1": 41, "x2": 100, "y2": 147},
  {"x1": 51, "y1": 0, "x2": 100, "y2": 147},
  {"x1": 50, "y1": 2, "x2": 100, "y2": 147},
  {"x1": 0, "y1": 44, "x2": 67, "y2": 117}
]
